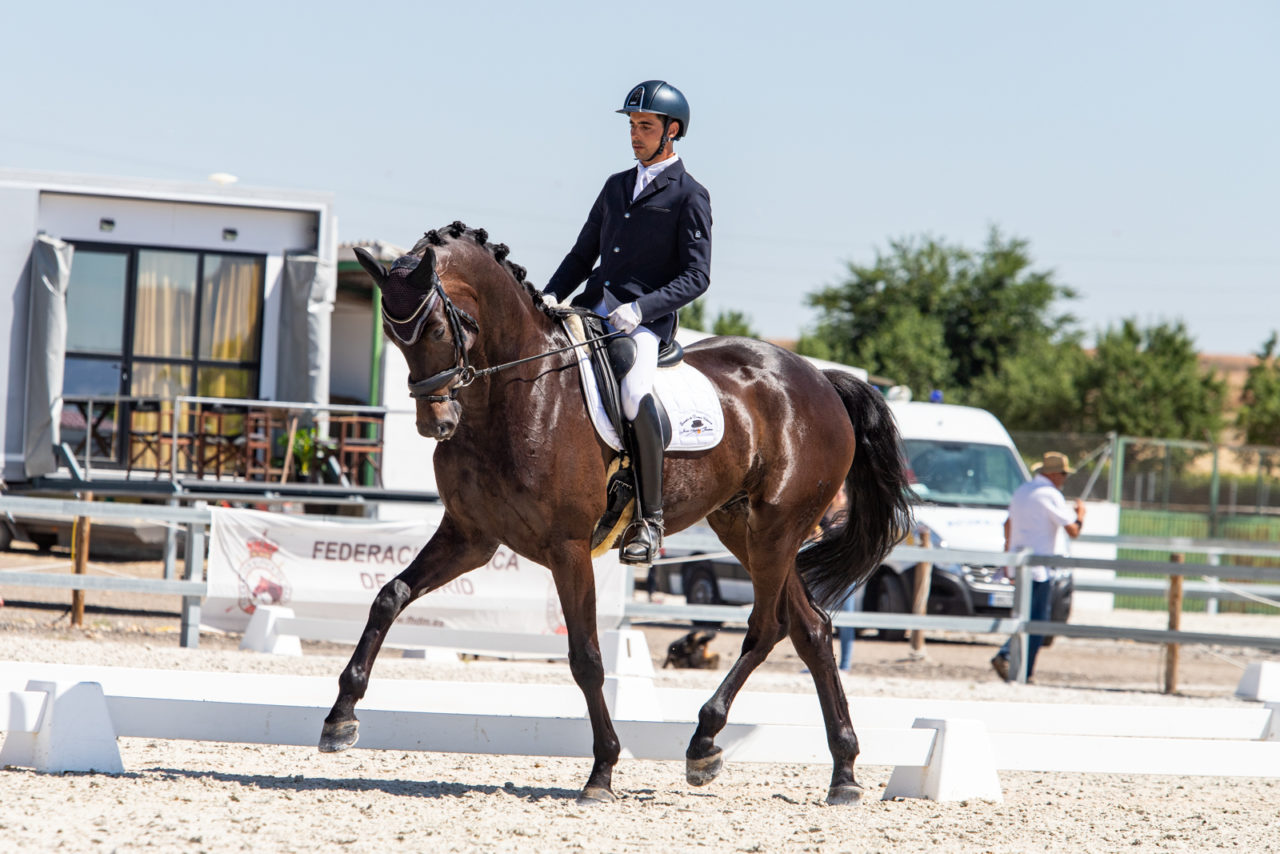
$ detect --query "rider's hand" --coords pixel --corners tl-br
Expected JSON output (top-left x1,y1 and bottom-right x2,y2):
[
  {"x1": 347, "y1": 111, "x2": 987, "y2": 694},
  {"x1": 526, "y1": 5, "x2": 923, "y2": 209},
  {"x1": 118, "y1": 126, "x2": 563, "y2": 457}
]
[
  {"x1": 609, "y1": 302, "x2": 642, "y2": 334},
  {"x1": 540, "y1": 291, "x2": 560, "y2": 310}
]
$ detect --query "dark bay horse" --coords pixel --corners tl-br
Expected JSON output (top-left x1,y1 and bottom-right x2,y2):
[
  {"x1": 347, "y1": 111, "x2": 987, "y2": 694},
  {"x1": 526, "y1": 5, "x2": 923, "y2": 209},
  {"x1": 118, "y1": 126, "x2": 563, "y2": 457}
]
[{"x1": 322, "y1": 222, "x2": 912, "y2": 805}]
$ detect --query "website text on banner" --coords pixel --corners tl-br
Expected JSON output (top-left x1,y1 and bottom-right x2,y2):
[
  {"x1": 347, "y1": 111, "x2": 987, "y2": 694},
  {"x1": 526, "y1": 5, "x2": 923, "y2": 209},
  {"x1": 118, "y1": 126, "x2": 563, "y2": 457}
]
[{"x1": 204, "y1": 507, "x2": 627, "y2": 635}]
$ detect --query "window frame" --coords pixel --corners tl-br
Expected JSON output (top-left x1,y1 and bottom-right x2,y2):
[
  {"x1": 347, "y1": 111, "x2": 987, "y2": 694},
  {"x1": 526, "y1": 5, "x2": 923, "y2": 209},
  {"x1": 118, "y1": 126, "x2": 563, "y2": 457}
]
[{"x1": 63, "y1": 239, "x2": 268, "y2": 400}]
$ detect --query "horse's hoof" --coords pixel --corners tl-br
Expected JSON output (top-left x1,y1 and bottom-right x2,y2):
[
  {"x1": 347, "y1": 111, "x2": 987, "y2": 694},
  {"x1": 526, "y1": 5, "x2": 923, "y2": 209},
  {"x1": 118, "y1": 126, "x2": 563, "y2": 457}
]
[
  {"x1": 826, "y1": 784, "x2": 865, "y2": 806},
  {"x1": 686, "y1": 748, "x2": 724, "y2": 786},
  {"x1": 576, "y1": 786, "x2": 616, "y2": 805},
  {"x1": 318, "y1": 719, "x2": 359, "y2": 753}
]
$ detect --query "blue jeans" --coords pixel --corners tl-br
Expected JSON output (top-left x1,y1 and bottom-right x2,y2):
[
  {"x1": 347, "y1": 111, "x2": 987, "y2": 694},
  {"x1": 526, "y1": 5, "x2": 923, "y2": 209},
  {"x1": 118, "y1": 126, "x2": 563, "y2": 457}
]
[
  {"x1": 998, "y1": 578, "x2": 1053, "y2": 677},
  {"x1": 837, "y1": 591, "x2": 857, "y2": 671}
]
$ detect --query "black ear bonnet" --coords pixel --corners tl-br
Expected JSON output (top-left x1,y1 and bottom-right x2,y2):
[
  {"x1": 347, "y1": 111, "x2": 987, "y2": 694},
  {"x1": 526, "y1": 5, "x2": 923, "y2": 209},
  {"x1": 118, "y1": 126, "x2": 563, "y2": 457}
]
[{"x1": 381, "y1": 254, "x2": 441, "y2": 345}]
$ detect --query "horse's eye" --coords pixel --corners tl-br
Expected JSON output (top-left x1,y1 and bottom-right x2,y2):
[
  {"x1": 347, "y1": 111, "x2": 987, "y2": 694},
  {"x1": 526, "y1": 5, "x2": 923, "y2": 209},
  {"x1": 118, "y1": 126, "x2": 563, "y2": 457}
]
[{"x1": 431, "y1": 326, "x2": 447, "y2": 341}]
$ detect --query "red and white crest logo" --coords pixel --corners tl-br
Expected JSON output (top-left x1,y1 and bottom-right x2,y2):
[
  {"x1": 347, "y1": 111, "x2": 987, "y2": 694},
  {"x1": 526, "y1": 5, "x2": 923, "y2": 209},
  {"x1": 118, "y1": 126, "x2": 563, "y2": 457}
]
[{"x1": 232, "y1": 533, "x2": 292, "y2": 615}]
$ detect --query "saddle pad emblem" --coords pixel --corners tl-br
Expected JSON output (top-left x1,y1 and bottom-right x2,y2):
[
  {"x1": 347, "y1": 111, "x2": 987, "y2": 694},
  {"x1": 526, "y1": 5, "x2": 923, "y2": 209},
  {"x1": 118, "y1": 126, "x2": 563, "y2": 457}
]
[{"x1": 679, "y1": 412, "x2": 716, "y2": 440}]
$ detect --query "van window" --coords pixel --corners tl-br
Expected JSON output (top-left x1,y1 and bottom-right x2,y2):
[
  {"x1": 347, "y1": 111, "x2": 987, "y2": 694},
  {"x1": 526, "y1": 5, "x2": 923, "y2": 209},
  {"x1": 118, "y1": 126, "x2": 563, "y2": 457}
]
[{"x1": 903, "y1": 440, "x2": 1026, "y2": 508}]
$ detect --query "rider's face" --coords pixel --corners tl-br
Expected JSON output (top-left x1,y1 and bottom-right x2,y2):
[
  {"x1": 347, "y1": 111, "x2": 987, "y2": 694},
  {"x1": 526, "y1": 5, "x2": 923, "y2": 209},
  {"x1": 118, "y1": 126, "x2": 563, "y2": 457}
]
[{"x1": 629, "y1": 112, "x2": 675, "y2": 165}]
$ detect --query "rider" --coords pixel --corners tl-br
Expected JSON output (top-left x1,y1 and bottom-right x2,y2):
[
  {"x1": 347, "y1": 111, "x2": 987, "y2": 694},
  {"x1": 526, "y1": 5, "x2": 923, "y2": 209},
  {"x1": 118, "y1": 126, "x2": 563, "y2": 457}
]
[{"x1": 542, "y1": 80, "x2": 712, "y2": 564}]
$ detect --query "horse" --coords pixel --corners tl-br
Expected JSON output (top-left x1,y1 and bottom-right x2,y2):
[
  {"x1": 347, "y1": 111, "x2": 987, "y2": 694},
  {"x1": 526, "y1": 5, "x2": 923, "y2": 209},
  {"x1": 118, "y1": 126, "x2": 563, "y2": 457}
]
[{"x1": 321, "y1": 221, "x2": 912, "y2": 806}]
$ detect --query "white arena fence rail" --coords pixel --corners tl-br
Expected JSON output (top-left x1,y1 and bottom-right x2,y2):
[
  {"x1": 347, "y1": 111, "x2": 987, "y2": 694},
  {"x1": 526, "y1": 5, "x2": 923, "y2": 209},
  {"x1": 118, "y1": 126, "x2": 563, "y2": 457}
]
[
  {"x1": 3, "y1": 496, "x2": 1280, "y2": 675},
  {"x1": 1, "y1": 659, "x2": 1277, "y2": 802}
]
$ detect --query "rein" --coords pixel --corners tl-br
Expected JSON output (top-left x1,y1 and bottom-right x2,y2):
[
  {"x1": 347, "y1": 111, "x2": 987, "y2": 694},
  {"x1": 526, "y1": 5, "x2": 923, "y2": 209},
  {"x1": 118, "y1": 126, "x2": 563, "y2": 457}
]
[{"x1": 400, "y1": 281, "x2": 621, "y2": 403}]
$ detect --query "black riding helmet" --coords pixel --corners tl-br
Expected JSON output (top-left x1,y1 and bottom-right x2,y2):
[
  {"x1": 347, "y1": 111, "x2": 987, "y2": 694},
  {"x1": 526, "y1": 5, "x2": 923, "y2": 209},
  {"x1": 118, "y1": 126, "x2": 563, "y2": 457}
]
[{"x1": 617, "y1": 80, "x2": 690, "y2": 140}]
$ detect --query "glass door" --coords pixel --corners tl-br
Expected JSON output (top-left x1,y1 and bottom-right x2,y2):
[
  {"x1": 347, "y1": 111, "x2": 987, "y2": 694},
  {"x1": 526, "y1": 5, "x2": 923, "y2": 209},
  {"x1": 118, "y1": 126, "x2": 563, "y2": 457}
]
[{"x1": 62, "y1": 248, "x2": 130, "y2": 465}]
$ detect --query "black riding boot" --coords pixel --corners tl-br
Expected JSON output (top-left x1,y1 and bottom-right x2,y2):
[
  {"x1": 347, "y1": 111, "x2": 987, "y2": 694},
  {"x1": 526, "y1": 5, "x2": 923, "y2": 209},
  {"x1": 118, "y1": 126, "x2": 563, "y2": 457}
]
[{"x1": 621, "y1": 394, "x2": 666, "y2": 565}]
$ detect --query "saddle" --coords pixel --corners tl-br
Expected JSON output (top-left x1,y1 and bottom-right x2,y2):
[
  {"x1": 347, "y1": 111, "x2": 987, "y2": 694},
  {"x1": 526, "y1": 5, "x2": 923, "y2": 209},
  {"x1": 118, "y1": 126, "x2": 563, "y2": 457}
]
[{"x1": 550, "y1": 308, "x2": 722, "y2": 556}]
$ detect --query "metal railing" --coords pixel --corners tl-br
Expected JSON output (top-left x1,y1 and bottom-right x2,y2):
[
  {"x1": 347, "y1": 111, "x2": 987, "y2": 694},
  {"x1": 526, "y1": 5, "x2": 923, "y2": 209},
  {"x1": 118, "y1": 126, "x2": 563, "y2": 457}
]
[
  {"x1": 58, "y1": 393, "x2": 389, "y2": 484},
  {"x1": 2, "y1": 496, "x2": 1278, "y2": 681}
]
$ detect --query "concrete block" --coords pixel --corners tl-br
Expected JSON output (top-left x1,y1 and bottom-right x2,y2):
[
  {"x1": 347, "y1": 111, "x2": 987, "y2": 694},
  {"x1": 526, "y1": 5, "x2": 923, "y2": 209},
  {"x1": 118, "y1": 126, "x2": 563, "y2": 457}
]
[
  {"x1": 883, "y1": 717, "x2": 1003, "y2": 803},
  {"x1": 601, "y1": 629, "x2": 661, "y2": 719},
  {"x1": 239, "y1": 605, "x2": 302, "y2": 656},
  {"x1": 600, "y1": 628, "x2": 655, "y2": 678},
  {"x1": 0, "y1": 680, "x2": 123, "y2": 773},
  {"x1": 1236, "y1": 662, "x2": 1280, "y2": 703}
]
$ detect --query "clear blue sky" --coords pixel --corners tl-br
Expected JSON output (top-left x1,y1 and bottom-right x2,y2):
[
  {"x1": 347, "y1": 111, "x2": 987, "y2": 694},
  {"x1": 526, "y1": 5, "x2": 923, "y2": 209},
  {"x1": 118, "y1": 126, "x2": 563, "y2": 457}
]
[{"x1": 3, "y1": 1, "x2": 1276, "y2": 356}]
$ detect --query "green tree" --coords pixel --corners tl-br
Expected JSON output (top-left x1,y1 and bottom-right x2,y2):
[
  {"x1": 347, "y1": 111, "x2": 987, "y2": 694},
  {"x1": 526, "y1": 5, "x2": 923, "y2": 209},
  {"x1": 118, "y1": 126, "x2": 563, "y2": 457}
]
[
  {"x1": 711, "y1": 309, "x2": 758, "y2": 337},
  {"x1": 803, "y1": 227, "x2": 1076, "y2": 397},
  {"x1": 966, "y1": 342, "x2": 1089, "y2": 432},
  {"x1": 1237, "y1": 333, "x2": 1280, "y2": 447},
  {"x1": 1080, "y1": 319, "x2": 1224, "y2": 440},
  {"x1": 679, "y1": 298, "x2": 706, "y2": 332}
]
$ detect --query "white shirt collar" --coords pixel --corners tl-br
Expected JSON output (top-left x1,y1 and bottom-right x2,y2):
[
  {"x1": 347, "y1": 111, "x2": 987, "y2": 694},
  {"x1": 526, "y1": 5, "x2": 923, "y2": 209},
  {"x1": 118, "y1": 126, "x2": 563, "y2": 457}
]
[{"x1": 633, "y1": 154, "x2": 680, "y2": 200}]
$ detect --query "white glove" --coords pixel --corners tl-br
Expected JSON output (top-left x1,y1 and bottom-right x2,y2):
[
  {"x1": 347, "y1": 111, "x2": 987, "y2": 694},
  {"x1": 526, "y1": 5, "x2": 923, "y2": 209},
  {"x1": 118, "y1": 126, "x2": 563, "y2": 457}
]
[
  {"x1": 540, "y1": 291, "x2": 560, "y2": 310},
  {"x1": 608, "y1": 302, "x2": 642, "y2": 334}
]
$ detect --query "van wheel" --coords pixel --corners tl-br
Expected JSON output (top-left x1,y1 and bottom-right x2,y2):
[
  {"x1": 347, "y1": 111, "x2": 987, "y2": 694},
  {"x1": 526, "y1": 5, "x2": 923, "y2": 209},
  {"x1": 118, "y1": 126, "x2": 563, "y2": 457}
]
[
  {"x1": 683, "y1": 563, "x2": 723, "y2": 628},
  {"x1": 869, "y1": 572, "x2": 907, "y2": 642}
]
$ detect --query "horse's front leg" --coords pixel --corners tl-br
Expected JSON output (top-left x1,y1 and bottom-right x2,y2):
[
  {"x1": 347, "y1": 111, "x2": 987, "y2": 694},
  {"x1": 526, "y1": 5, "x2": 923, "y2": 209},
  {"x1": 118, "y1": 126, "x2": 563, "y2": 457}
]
[
  {"x1": 786, "y1": 577, "x2": 862, "y2": 806},
  {"x1": 549, "y1": 544, "x2": 621, "y2": 805},
  {"x1": 319, "y1": 516, "x2": 496, "y2": 753}
]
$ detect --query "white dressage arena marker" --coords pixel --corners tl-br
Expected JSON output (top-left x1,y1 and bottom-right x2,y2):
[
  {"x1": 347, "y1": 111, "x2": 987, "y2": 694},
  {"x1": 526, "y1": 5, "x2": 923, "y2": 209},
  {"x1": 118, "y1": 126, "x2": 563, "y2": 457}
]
[
  {"x1": 883, "y1": 718, "x2": 1003, "y2": 803},
  {"x1": 239, "y1": 606, "x2": 302, "y2": 656},
  {"x1": 0, "y1": 680, "x2": 124, "y2": 774},
  {"x1": 1236, "y1": 661, "x2": 1280, "y2": 703}
]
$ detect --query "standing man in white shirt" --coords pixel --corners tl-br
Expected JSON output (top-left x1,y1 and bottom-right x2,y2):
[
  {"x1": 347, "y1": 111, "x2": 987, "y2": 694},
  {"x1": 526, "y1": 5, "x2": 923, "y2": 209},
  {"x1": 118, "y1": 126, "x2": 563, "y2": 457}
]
[
  {"x1": 542, "y1": 80, "x2": 712, "y2": 565},
  {"x1": 991, "y1": 451, "x2": 1085, "y2": 682}
]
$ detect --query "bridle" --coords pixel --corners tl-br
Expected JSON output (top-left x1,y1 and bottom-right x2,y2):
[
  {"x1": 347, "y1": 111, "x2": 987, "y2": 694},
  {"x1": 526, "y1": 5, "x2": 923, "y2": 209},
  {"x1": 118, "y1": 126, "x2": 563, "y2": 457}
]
[{"x1": 385, "y1": 262, "x2": 620, "y2": 404}]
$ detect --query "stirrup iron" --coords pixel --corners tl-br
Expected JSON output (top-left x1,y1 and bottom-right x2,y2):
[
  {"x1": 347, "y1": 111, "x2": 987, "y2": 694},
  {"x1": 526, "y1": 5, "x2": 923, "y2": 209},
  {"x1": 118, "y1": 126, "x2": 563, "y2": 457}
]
[{"x1": 620, "y1": 516, "x2": 664, "y2": 565}]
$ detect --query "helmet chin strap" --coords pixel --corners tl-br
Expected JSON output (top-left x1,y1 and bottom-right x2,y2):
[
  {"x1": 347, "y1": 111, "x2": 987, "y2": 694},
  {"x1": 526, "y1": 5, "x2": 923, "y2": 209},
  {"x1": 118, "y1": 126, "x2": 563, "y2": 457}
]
[{"x1": 639, "y1": 117, "x2": 674, "y2": 163}]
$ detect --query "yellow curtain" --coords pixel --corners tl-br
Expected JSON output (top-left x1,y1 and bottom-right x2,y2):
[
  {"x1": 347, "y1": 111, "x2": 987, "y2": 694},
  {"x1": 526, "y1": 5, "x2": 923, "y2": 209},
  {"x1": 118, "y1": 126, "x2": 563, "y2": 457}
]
[
  {"x1": 134, "y1": 251, "x2": 196, "y2": 358},
  {"x1": 202, "y1": 255, "x2": 262, "y2": 362}
]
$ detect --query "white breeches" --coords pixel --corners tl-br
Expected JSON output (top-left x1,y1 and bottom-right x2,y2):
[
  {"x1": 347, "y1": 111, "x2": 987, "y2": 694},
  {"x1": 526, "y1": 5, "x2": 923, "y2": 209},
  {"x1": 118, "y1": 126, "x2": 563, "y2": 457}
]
[{"x1": 596, "y1": 300, "x2": 659, "y2": 421}]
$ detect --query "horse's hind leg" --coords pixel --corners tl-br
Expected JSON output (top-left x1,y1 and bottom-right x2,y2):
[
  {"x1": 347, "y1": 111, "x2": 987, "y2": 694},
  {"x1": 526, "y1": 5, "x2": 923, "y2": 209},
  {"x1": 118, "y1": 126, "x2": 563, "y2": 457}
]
[
  {"x1": 319, "y1": 516, "x2": 496, "y2": 753},
  {"x1": 548, "y1": 544, "x2": 622, "y2": 805},
  {"x1": 786, "y1": 577, "x2": 863, "y2": 805},
  {"x1": 684, "y1": 518, "x2": 796, "y2": 788}
]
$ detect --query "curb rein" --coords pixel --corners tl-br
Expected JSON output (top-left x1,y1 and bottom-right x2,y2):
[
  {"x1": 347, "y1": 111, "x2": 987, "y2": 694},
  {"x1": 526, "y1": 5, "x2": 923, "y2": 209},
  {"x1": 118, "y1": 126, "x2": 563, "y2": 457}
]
[{"x1": 401, "y1": 280, "x2": 620, "y2": 404}]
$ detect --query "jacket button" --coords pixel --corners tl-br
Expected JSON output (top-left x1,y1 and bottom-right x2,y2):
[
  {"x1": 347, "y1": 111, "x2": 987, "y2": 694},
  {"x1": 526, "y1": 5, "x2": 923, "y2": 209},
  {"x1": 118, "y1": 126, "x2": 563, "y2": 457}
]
[
  {"x1": 624, "y1": 213, "x2": 631, "y2": 219},
  {"x1": 604, "y1": 281, "x2": 610, "y2": 286},
  {"x1": 612, "y1": 246, "x2": 620, "y2": 253}
]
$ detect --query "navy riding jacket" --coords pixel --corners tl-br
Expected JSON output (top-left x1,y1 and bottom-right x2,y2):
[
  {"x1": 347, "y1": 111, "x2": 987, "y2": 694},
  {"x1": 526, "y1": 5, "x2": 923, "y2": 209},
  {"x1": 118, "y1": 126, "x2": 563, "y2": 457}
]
[{"x1": 544, "y1": 159, "x2": 712, "y2": 345}]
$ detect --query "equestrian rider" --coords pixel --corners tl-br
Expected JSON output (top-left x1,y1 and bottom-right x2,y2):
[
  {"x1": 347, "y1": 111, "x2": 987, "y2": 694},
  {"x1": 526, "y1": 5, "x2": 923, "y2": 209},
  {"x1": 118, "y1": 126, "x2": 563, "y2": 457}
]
[{"x1": 542, "y1": 80, "x2": 712, "y2": 564}]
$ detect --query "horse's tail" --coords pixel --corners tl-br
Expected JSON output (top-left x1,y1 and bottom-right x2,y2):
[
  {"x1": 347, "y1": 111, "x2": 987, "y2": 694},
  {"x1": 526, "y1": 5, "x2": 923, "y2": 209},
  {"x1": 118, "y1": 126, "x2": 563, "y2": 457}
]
[{"x1": 797, "y1": 371, "x2": 914, "y2": 611}]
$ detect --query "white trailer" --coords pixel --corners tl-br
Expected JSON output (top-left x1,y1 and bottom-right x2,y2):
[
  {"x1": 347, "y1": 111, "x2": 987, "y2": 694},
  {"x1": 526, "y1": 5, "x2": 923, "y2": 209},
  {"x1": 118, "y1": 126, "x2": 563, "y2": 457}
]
[{"x1": 0, "y1": 169, "x2": 336, "y2": 487}]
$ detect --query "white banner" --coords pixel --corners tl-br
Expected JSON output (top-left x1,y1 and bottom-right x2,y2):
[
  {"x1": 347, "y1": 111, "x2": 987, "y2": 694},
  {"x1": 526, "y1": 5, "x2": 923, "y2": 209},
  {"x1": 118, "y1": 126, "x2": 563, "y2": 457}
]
[{"x1": 203, "y1": 506, "x2": 627, "y2": 636}]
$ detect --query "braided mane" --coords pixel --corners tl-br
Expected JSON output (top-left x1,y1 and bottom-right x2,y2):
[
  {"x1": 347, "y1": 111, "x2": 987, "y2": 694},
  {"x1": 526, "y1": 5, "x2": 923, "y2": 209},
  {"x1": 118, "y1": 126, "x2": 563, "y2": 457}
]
[{"x1": 410, "y1": 221, "x2": 554, "y2": 315}]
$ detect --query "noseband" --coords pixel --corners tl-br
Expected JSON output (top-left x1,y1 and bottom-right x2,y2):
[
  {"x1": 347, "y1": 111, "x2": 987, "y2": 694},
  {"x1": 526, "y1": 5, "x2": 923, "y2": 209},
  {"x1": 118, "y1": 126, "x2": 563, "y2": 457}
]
[{"x1": 405, "y1": 287, "x2": 479, "y2": 403}]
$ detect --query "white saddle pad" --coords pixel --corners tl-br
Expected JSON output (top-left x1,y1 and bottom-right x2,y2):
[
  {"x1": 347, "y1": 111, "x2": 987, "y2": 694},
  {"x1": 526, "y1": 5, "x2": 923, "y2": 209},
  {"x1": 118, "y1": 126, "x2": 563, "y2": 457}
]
[{"x1": 561, "y1": 318, "x2": 724, "y2": 452}]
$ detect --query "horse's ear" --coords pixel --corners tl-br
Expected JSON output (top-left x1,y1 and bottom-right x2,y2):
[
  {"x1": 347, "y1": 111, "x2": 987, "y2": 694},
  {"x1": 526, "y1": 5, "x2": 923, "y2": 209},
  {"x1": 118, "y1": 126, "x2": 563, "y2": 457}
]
[
  {"x1": 407, "y1": 246, "x2": 438, "y2": 292},
  {"x1": 352, "y1": 247, "x2": 388, "y2": 288}
]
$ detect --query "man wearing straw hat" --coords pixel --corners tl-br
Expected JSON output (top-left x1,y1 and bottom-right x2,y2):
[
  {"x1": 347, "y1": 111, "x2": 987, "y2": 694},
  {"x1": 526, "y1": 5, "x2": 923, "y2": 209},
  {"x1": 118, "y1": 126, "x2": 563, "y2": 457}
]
[{"x1": 991, "y1": 451, "x2": 1085, "y2": 682}]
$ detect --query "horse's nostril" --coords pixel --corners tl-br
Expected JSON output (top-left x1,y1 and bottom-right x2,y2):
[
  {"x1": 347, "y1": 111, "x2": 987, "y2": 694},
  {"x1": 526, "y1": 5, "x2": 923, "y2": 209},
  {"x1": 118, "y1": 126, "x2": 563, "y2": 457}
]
[{"x1": 417, "y1": 420, "x2": 456, "y2": 440}]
